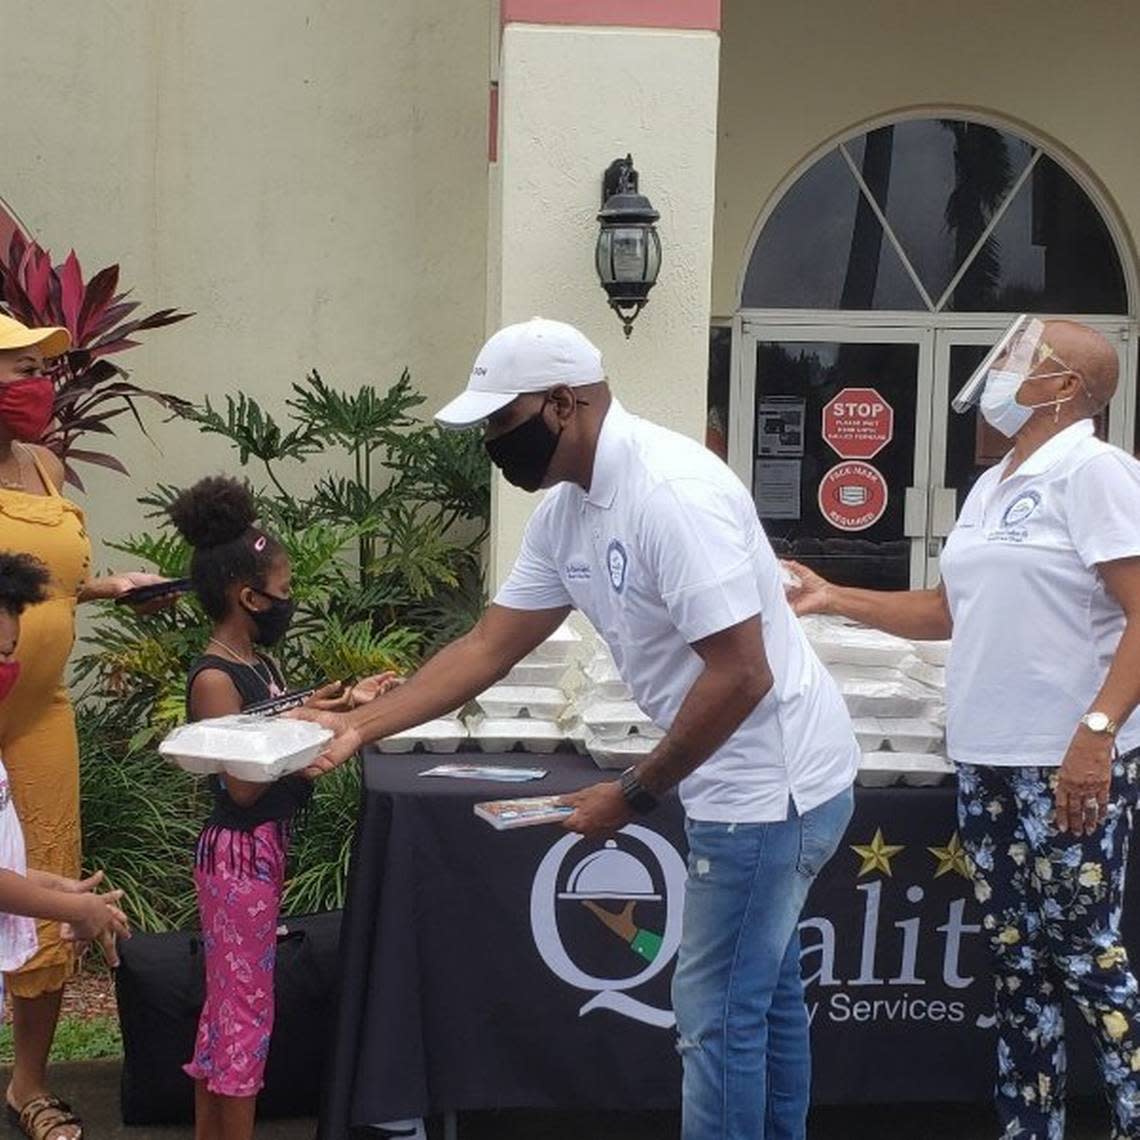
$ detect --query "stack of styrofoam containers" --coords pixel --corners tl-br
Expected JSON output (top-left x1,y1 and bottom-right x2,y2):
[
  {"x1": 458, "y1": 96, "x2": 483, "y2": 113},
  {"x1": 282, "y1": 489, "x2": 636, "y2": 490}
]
[
  {"x1": 801, "y1": 616, "x2": 953, "y2": 787},
  {"x1": 466, "y1": 621, "x2": 581, "y2": 753},
  {"x1": 562, "y1": 643, "x2": 665, "y2": 770}
]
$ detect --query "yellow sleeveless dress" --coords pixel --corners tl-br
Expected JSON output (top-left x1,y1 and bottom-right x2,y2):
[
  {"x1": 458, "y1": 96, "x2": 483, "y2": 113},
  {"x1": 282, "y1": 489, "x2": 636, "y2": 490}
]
[{"x1": 0, "y1": 446, "x2": 91, "y2": 997}]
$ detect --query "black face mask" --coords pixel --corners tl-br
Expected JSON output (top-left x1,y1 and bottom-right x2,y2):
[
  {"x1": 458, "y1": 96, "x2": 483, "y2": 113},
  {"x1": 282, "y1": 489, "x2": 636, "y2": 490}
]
[
  {"x1": 244, "y1": 589, "x2": 296, "y2": 647},
  {"x1": 484, "y1": 401, "x2": 562, "y2": 492}
]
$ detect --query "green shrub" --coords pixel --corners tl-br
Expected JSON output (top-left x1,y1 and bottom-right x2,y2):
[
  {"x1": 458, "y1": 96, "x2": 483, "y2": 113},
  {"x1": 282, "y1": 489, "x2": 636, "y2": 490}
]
[{"x1": 77, "y1": 371, "x2": 489, "y2": 929}]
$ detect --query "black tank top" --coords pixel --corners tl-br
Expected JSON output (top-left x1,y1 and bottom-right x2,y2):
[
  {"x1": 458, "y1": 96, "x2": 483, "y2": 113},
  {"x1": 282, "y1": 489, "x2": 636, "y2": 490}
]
[{"x1": 186, "y1": 653, "x2": 313, "y2": 844}]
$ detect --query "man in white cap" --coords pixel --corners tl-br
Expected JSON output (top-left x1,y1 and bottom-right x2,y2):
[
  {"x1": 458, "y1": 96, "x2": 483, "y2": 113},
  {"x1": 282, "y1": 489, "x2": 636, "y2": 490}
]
[{"x1": 304, "y1": 317, "x2": 859, "y2": 1140}]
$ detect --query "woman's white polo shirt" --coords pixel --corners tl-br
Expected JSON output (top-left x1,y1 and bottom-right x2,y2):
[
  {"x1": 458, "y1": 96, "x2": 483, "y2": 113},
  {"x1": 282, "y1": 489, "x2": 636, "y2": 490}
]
[
  {"x1": 940, "y1": 419, "x2": 1140, "y2": 766},
  {"x1": 495, "y1": 400, "x2": 859, "y2": 823}
]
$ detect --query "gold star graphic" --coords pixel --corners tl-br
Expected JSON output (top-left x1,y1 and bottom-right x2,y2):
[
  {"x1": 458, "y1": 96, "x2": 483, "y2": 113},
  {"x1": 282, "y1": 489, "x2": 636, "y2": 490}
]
[
  {"x1": 928, "y1": 832, "x2": 972, "y2": 880},
  {"x1": 851, "y1": 828, "x2": 905, "y2": 877}
]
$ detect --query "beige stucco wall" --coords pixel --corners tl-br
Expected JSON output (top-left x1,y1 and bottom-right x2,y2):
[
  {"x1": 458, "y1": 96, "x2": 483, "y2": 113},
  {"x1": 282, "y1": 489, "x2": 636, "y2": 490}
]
[
  {"x1": 713, "y1": 0, "x2": 1140, "y2": 317},
  {"x1": 1, "y1": 0, "x2": 492, "y2": 569},
  {"x1": 489, "y1": 23, "x2": 720, "y2": 585}
]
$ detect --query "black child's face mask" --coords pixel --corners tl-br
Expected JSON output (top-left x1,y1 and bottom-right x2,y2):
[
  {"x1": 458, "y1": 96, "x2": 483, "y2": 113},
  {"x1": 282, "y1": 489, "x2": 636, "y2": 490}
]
[
  {"x1": 243, "y1": 589, "x2": 295, "y2": 647},
  {"x1": 484, "y1": 395, "x2": 585, "y2": 492}
]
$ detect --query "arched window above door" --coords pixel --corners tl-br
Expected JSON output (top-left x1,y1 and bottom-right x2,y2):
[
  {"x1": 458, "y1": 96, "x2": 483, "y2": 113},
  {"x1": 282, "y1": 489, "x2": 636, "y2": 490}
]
[{"x1": 741, "y1": 118, "x2": 1129, "y2": 315}]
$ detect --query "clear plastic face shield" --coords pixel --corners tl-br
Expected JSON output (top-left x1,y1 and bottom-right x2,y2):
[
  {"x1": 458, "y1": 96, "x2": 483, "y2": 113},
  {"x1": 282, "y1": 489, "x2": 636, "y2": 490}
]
[{"x1": 951, "y1": 315, "x2": 1045, "y2": 412}]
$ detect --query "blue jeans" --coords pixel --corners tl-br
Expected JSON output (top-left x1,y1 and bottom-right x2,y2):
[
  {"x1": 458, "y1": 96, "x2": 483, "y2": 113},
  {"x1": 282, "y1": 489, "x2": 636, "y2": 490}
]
[{"x1": 672, "y1": 787, "x2": 853, "y2": 1140}]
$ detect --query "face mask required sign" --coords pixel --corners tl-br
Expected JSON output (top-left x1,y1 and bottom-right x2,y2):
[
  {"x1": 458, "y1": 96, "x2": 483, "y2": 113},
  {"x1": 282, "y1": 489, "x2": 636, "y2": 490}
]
[{"x1": 818, "y1": 461, "x2": 888, "y2": 531}]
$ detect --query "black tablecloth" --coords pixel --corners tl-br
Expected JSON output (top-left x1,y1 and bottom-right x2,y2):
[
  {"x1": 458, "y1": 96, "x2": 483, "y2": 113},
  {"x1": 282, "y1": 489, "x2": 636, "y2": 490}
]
[{"x1": 319, "y1": 751, "x2": 1137, "y2": 1135}]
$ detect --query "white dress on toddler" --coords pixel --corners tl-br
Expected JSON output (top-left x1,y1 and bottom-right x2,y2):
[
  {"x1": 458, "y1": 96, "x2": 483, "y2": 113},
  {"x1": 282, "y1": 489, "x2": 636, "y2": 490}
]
[{"x1": 0, "y1": 756, "x2": 39, "y2": 994}]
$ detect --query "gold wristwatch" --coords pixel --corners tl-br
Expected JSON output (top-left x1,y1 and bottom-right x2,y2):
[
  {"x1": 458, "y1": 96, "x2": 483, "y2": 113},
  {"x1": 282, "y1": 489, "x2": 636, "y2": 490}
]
[{"x1": 1080, "y1": 711, "x2": 1118, "y2": 736}]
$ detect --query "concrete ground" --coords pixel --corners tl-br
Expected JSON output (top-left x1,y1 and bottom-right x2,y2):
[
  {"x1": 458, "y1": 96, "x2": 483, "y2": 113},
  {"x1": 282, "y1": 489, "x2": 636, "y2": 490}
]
[{"x1": 0, "y1": 1063, "x2": 1112, "y2": 1138}]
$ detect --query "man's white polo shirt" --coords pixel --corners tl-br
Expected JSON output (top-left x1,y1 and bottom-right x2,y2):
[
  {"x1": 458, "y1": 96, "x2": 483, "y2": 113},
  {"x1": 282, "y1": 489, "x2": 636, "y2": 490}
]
[
  {"x1": 495, "y1": 400, "x2": 859, "y2": 823},
  {"x1": 941, "y1": 419, "x2": 1140, "y2": 767}
]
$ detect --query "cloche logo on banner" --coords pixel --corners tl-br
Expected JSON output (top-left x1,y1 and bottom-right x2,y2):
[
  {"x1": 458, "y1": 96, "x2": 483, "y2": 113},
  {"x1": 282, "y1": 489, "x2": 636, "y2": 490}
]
[{"x1": 530, "y1": 826, "x2": 686, "y2": 1027}]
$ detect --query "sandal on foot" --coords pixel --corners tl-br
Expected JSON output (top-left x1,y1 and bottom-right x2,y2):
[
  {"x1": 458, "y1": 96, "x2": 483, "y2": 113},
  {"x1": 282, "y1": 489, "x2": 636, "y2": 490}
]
[{"x1": 6, "y1": 1095, "x2": 83, "y2": 1140}]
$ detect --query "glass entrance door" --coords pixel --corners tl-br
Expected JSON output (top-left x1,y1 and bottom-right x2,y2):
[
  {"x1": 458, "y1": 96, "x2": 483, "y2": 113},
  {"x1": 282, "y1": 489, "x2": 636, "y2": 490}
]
[
  {"x1": 731, "y1": 324, "x2": 934, "y2": 589},
  {"x1": 734, "y1": 320, "x2": 1135, "y2": 590}
]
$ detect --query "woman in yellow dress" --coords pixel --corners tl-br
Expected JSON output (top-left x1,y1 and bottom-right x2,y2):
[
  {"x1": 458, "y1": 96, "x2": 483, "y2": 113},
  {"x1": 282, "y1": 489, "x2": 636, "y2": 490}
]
[{"x1": 0, "y1": 315, "x2": 165, "y2": 1140}]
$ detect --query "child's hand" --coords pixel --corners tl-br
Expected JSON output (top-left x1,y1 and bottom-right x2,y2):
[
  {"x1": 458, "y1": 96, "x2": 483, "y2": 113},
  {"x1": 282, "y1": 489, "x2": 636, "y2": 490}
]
[
  {"x1": 304, "y1": 681, "x2": 355, "y2": 712},
  {"x1": 28, "y1": 868, "x2": 108, "y2": 895},
  {"x1": 61, "y1": 891, "x2": 131, "y2": 966},
  {"x1": 304, "y1": 673, "x2": 403, "y2": 712},
  {"x1": 350, "y1": 671, "x2": 403, "y2": 706}
]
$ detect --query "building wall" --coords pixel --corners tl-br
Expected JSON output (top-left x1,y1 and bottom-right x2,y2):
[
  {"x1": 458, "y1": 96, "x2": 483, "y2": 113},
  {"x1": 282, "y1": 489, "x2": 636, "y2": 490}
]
[
  {"x1": 488, "y1": 22, "x2": 720, "y2": 584},
  {"x1": 712, "y1": 0, "x2": 1140, "y2": 317},
  {"x1": 0, "y1": 0, "x2": 492, "y2": 567}
]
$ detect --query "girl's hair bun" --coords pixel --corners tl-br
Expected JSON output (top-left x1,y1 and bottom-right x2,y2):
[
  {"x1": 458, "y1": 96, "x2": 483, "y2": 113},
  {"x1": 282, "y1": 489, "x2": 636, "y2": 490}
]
[{"x1": 168, "y1": 476, "x2": 258, "y2": 550}]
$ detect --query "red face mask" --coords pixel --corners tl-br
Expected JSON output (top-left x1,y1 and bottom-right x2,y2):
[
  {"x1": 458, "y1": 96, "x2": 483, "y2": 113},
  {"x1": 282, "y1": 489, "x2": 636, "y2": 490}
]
[
  {"x1": 0, "y1": 377, "x2": 55, "y2": 441},
  {"x1": 0, "y1": 660, "x2": 20, "y2": 703}
]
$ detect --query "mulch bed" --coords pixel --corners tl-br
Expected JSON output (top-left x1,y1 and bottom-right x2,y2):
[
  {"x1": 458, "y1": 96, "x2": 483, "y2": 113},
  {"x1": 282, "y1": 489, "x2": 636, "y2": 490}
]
[{"x1": 3, "y1": 966, "x2": 117, "y2": 1024}]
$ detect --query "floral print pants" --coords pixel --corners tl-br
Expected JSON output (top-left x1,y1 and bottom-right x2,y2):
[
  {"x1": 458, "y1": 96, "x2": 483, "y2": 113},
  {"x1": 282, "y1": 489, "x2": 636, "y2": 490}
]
[
  {"x1": 183, "y1": 821, "x2": 286, "y2": 1098},
  {"x1": 958, "y1": 751, "x2": 1140, "y2": 1140}
]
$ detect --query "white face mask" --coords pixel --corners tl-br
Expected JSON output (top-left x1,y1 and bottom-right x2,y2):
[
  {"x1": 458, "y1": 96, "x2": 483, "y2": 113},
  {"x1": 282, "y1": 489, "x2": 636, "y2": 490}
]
[{"x1": 980, "y1": 368, "x2": 1033, "y2": 437}]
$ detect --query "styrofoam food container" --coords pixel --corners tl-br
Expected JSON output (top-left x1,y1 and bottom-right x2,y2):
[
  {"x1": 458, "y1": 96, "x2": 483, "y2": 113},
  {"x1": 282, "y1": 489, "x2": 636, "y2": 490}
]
[
  {"x1": 467, "y1": 716, "x2": 566, "y2": 753},
  {"x1": 851, "y1": 717, "x2": 888, "y2": 753},
  {"x1": 807, "y1": 621, "x2": 914, "y2": 668},
  {"x1": 861, "y1": 751, "x2": 954, "y2": 788},
  {"x1": 523, "y1": 623, "x2": 582, "y2": 665},
  {"x1": 828, "y1": 664, "x2": 910, "y2": 685},
  {"x1": 914, "y1": 640, "x2": 951, "y2": 667},
  {"x1": 880, "y1": 718, "x2": 943, "y2": 754},
  {"x1": 376, "y1": 718, "x2": 466, "y2": 754},
  {"x1": 561, "y1": 717, "x2": 591, "y2": 756},
  {"x1": 898, "y1": 752, "x2": 955, "y2": 787},
  {"x1": 160, "y1": 716, "x2": 333, "y2": 783},
  {"x1": 841, "y1": 678, "x2": 936, "y2": 720},
  {"x1": 475, "y1": 685, "x2": 568, "y2": 721},
  {"x1": 577, "y1": 699, "x2": 661, "y2": 739},
  {"x1": 856, "y1": 754, "x2": 901, "y2": 788},
  {"x1": 587, "y1": 732, "x2": 657, "y2": 770},
  {"x1": 503, "y1": 662, "x2": 569, "y2": 687},
  {"x1": 908, "y1": 660, "x2": 946, "y2": 691}
]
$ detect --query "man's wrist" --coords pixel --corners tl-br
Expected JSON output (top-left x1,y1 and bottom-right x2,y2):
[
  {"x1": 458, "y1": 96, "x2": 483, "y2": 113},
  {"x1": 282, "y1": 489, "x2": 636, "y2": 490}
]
[{"x1": 619, "y1": 766, "x2": 659, "y2": 814}]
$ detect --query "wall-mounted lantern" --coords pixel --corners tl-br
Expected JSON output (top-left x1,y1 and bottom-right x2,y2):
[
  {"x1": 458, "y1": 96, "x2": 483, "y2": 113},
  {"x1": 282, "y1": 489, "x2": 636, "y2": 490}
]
[{"x1": 595, "y1": 155, "x2": 661, "y2": 338}]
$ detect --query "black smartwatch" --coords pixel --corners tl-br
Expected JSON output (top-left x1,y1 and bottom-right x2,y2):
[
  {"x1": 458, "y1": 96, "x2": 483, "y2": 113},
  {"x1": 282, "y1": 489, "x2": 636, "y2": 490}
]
[{"x1": 619, "y1": 766, "x2": 659, "y2": 814}]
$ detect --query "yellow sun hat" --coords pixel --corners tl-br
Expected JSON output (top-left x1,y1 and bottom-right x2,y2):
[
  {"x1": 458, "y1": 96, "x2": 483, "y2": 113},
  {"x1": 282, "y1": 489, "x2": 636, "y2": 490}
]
[{"x1": 0, "y1": 314, "x2": 71, "y2": 359}]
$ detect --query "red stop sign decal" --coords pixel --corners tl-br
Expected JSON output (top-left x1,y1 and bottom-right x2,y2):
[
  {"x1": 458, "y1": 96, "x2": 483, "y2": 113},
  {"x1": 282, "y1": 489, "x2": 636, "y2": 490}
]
[{"x1": 822, "y1": 388, "x2": 894, "y2": 459}]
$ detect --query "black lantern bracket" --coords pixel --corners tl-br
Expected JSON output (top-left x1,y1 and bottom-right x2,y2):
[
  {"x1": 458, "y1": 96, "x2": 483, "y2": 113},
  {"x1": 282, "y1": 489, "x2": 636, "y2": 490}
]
[{"x1": 595, "y1": 154, "x2": 662, "y2": 338}]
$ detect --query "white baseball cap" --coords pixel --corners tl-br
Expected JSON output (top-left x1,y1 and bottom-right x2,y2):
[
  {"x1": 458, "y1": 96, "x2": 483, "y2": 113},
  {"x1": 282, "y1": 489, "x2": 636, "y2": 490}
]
[{"x1": 434, "y1": 317, "x2": 604, "y2": 429}]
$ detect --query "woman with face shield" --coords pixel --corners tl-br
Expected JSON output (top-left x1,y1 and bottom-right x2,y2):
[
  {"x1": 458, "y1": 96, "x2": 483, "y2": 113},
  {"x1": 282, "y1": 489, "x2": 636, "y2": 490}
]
[{"x1": 787, "y1": 316, "x2": 1140, "y2": 1140}]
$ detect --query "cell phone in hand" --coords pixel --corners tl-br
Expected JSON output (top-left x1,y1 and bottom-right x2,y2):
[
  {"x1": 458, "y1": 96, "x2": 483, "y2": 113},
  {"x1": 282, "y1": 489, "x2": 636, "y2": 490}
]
[{"x1": 113, "y1": 578, "x2": 192, "y2": 606}]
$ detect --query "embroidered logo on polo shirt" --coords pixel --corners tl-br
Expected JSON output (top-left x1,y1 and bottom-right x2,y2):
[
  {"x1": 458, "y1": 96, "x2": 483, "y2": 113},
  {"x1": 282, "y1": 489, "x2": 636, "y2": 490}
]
[
  {"x1": 565, "y1": 560, "x2": 592, "y2": 582},
  {"x1": 1001, "y1": 491, "x2": 1041, "y2": 529},
  {"x1": 606, "y1": 539, "x2": 628, "y2": 593}
]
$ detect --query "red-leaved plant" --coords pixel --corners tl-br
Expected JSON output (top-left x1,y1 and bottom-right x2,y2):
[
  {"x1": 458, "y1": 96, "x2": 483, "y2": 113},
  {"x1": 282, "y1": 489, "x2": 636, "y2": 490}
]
[{"x1": 0, "y1": 232, "x2": 192, "y2": 488}]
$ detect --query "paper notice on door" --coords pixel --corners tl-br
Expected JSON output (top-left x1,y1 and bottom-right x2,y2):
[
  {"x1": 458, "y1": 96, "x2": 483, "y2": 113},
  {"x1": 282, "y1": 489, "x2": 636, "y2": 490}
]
[
  {"x1": 754, "y1": 459, "x2": 802, "y2": 520},
  {"x1": 757, "y1": 397, "x2": 806, "y2": 457}
]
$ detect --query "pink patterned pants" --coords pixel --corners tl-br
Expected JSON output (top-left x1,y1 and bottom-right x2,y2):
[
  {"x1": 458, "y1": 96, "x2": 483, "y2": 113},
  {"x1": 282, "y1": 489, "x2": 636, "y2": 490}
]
[{"x1": 183, "y1": 821, "x2": 286, "y2": 1097}]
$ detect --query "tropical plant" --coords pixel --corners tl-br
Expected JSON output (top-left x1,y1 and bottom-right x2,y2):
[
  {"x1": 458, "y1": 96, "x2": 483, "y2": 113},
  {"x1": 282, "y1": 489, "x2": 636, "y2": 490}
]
[
  {"x1": 0, "y1": 232, "x2": 192, "y2": 487},
  {"x1": 76, "y1": 369, "x2": 490, "y2": 925}
]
